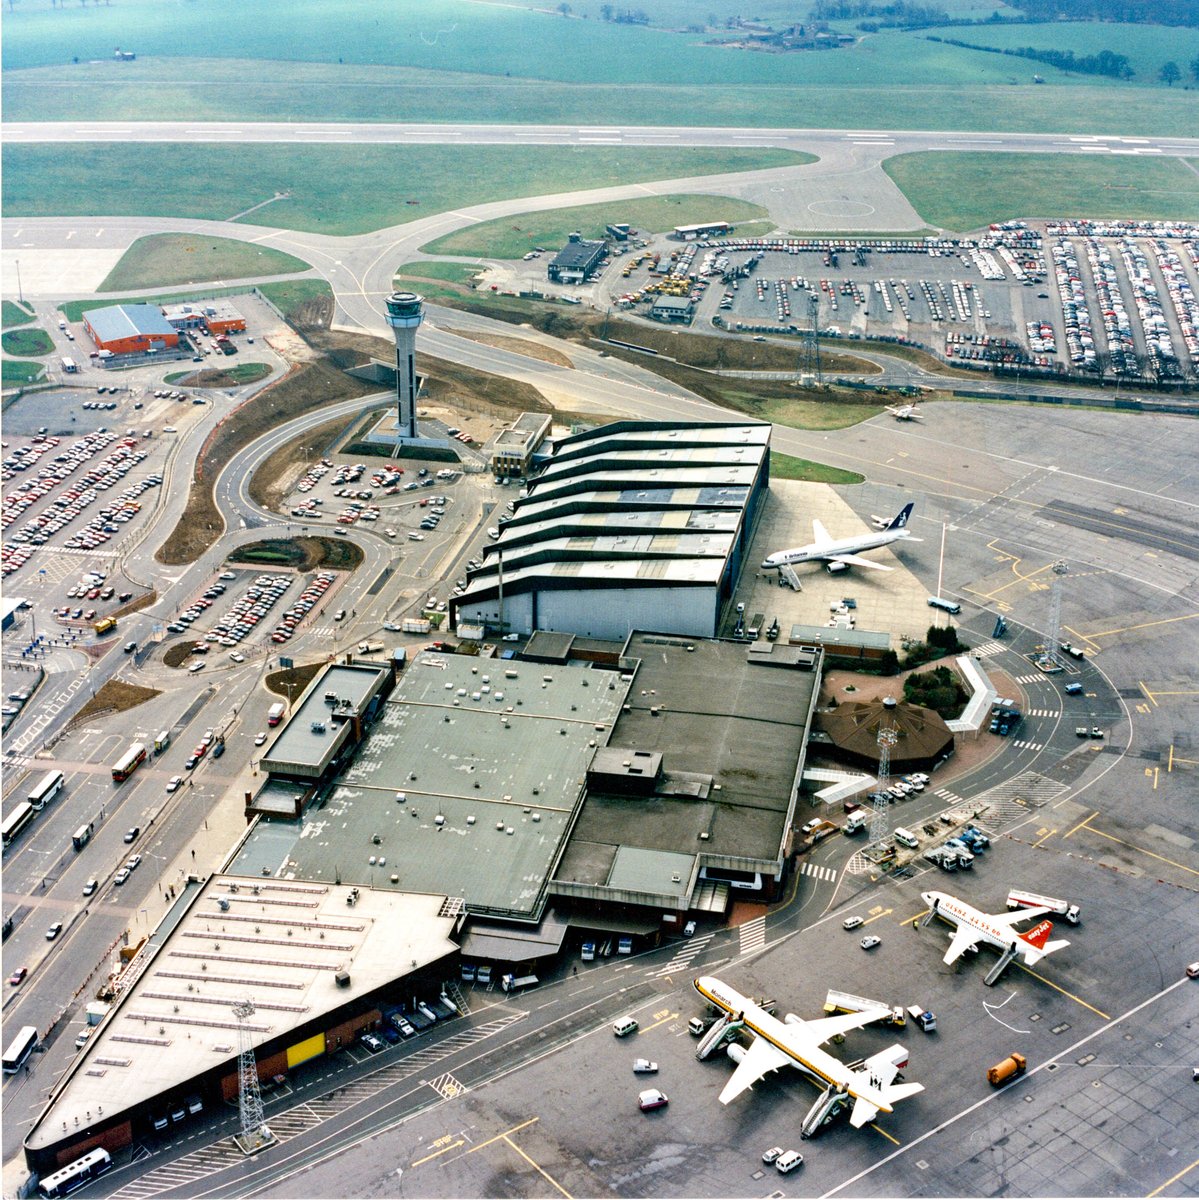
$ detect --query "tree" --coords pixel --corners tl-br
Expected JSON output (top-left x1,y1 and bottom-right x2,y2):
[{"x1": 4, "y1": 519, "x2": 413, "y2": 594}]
[
  {"x1": 1189, "y1": 55, "x2": 1199, "y2": 84},
  {"x1": 556, "y1": 2, "x2": 571, "y2": 13},
  {"x1": 1159, "y1": 60, "x2": 1180, "y2": 86}
]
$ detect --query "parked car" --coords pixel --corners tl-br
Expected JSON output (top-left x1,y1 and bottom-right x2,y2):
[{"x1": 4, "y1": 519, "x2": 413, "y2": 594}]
[
  {"x1": 359, "y1": 1033, "x2": 385, "y2": 1054},
  {"x1": 45, "y1": 922, "x2": 63, "y2": 941},
  {"x1": 113, "y1": 868, "x2": 131, "y2": 886},
  {"x1": 166, "y1": 776, "x2": 182, "y2": 792},
  {"x1": 762, "y1": 1147, "x2": 784, "y2": 1165},
  {"x1": 124, "y1": 826, "x2": 140, "y2": 843},
  {"x1": 638, "y1": 1088, "x2": 669, "y2": 1112},
  {"x1": 9, "y1": 967, "x2": 28, "y2": 986},
  {"x1": 632, "y1": 1058, "x2": 659, "y2": 1074},
  {"x1": 860, "y1": 935, "x2": 882, "y2": 951},
  {"x1": 843, "y1": 916, "x2": 864, "y2": 930},
  {"x1": 82, "y1": 878, "x2": 98, "y2": 896}
]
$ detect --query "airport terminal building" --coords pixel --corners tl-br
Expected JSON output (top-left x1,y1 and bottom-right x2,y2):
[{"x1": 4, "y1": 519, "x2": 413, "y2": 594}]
[{"x1": 452, "y1": 420, "x2": 771, "y2": 640}]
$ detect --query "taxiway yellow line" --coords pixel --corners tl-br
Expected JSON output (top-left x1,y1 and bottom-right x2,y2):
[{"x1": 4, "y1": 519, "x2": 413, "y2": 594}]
[
  {"x1": 411, "y1": 1139, "x2": 465, "y2": 1167},
  {"x1": 1147, "y1": 1154, "x2": 1199, "y2": 1197},
  {"x1": 467, "y1": 1117, "x2": 539, "y2": 1155},
  {"x1": 1081, "y1": 823, "x2": 1199, "y2": 878},
  {"x1": 501, "y1": 1134, "x2": 573, "y2": 1199},
  {"x1": 1016, "y1": 963, "x2": 1109, "y2": 1020}
]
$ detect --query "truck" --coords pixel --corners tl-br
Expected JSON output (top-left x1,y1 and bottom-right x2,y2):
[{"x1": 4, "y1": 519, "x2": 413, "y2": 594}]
[
  {"x1": 154, "y1": 730, "x2": 170, "y2": 753},
  {"x1": 266, "y1": 702, "x2": 286, "y2": 727},
  {"x1": 923, "y1": 846, "x2": 957, "y2": 872},
  {"x1": 808, "y1": 820, "x2": 839, "y2": 844},
  {"x1": 500, "y1": 973, "x2": 539, "y2": 993},
  {"x1": 905, "y1": 1005, "x2": 937, "y2": 1032},
  {"x1": 1006, "y1": 890, "x2": 1080, "y2": 925},
  {"x1": 402, "y1": 618, "x2": 431, "y2": 634},
  {"x1": 357, "y1": 641, "x2": 384, "y2": 655},
  {"x1": 845, "y1": 810, "x2": 868, "y2": 835},
  {"x1": 61, "y1": 357, "x2": 78, "y2": 373},
  {"x1": 987, "y1": 1052, "x2": 1026, "y2": 1086},
  {"x1": 823, "y1": 990, "x2": 904, "y2": 1027},
  {"x1": 93, "y1": 616, "x2": 117, "y2": 635}
]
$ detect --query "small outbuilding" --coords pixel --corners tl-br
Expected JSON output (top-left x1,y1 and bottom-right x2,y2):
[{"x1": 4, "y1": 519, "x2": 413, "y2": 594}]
[{"x1": 83, "y1": 304, "x2": 179, "y2": 356}]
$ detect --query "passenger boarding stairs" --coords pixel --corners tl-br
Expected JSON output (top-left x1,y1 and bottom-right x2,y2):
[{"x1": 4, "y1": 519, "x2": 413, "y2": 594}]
[{"x1": 695, "y1": 1013, "x2": 742, "y2": 1061}]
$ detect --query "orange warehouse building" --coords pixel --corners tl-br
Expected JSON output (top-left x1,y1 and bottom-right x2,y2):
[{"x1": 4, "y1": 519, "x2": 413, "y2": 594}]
[{"x1": 83, "y1": 304, "x2": 180, "y2": 356}]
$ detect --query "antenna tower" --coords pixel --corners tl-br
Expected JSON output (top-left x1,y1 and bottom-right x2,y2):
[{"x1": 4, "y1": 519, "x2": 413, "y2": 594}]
[
  {"x1": 871, "y1": 723, "x2": 898, "y2": 844},
  {"x1": 233, "y1": 998, "x2": 273, "y2": 1155},
  {"x1": 1043, "y1": 561, "x2": 1068, "y2": 667},
  {"x1": 799, "y1": 291, "x2": 823, "y2": 386}
]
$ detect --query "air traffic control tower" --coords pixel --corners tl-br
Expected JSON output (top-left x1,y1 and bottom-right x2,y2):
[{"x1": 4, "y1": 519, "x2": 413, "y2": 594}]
[{"x1": 384, "y1": 291, "x2": 424, "y2": 441}]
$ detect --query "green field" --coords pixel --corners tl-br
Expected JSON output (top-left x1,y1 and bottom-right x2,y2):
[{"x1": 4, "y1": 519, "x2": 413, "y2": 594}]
[
  {"x1": 2, "y1": 301, "x2": 35, "y2": 328},
  {"x1": 420, "y1": 195, "x2": 776, "y2": 259},
  {"x1": 770, "y1": 451, "x2": 865, "y2": 484},
  {"x1": 2, "y1": 359, "x2": 46, "y2": 387},
  {"x1": 1, "y1": 327, "x2": 54, "y2": 356},
  {"x1": 2, "y1": 144, "x2": 808, "y2": 237},
  {"x1": 885, "y1": 152, "x2": 1199, "y2": 231},
  {"x1": 4, "y1": 56, "x2": 1195, "y2": 137},
  {"x1": 98, "y1": 234, "x2": 311, "y2": 291},
  {"x1": 257, "y1": 279, "x2": 333, "y2": 321},
  {"x1": 927, "y1": 21, "x2": 1199, "y2": 83}
]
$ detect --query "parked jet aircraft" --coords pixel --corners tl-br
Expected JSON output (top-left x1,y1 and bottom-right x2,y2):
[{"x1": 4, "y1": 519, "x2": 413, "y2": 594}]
[
  {"x1": 693, "y1": 976, "x2": 923, "y2": 1132},
  {"x1": 762, "y1": 503, "x2": 919, "y2": 573},
  {"x1": 920, "y1": 890, "x2": 1070, "y2": 968}
]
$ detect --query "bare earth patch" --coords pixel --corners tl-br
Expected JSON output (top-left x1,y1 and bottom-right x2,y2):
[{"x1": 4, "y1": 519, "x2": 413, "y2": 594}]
[{"x1": 443, "y1": 327, "x2": 575, "y2": 369}]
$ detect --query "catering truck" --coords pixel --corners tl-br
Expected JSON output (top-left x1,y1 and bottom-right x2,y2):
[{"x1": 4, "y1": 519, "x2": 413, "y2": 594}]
[
  {"x1": 1006, "y1": 890, "x2": 1080, "y2": 924},
  {"x1": 266, "y1": 702, "x2": 286, "y2": 727}
]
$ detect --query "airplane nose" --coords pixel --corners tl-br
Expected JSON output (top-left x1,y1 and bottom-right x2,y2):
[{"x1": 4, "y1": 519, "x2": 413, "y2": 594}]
[{"x1": 761, "y1": 560, "x2": 775, "y2": 570}]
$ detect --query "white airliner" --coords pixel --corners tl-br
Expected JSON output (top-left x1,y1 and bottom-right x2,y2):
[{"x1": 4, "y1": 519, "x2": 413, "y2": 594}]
[
  {"x1": 885, "y1": 402, "x2": 923, "y2": 421},
  {"x1": 920, "y1": 890, "x2": 1070, "y2": 967},
  {"x1": 761, "y1": 503, "x2": 920, "y2": 573},
  {"x1": 693, "y1": 976, "x2": 923, "y2": 1130}
]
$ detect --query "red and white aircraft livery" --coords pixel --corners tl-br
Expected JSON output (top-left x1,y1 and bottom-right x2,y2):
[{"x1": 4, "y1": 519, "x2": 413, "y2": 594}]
[{"x1": 921, "y1": 890, "x2": 1070, "y2": 967}]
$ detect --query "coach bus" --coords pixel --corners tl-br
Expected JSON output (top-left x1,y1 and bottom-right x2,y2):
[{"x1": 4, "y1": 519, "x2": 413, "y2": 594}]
[
  {"x1": 110, "y1": 742, "x2": 147, "y2": 783},
  {"x1": 2, "y1": 1025, "x2": 39, "y2": 1075},
  {"x1": 27, "y1": 769, "x2": 65, "y2": 812},
  {"x1": 2, "y1": 801, "x2": 37, "y2": 850},
  {"x1": 38, "y1": 1148, "x2": 113, "y2": 1197}
]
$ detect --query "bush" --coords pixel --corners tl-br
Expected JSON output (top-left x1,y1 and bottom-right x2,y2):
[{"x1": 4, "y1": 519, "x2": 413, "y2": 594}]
[{"x1": 903, "y1": 664, "x2": 968, "y2": 718}]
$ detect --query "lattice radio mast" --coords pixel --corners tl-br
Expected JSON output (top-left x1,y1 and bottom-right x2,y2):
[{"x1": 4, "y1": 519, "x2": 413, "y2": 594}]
[
  {"x1": 799, "y1": 292, "x2": 823, "y2": 386},
  {"x1": 1042, "y1": 561, "x2": 1068, "y2": 668},
  {"x1": 233, "y1": 998, "x2": 274, "y2": 1155},
  {"x1": 871, "y1": 713, "x2": 898, "y2": 844}
]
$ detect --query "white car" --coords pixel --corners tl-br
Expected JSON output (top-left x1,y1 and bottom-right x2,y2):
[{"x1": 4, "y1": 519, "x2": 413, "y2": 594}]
[
  {"x1": 843, "y1": 916, "x2": 864, "y2": 930},
  {"x1": 188, "y1": 661, "x2": 206, "y2": 673},
  {"x1": 165, "y1": 775, "x2": 183, "y2": 792},
  {"x1": 255, "y1": 732, "x2": 268, "y2": 746},
  {"x1": 229, "y1": 651, "x2": 245, "y2": 663}
]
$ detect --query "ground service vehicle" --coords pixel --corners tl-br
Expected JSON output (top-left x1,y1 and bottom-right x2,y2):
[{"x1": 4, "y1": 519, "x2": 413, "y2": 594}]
[
  {"x1": 3, "y1": 1025, "x2": 39, "y2": 1074},
  {"x1": 154, "y1": 730, "x2": 170, "y2": 753},
  {"x1": 28, "y1": 770, "x2": 65, "y2": 811},
  {"x1": 267, "y1": 702, "x2": 285, "y2": 726},
  {"x1": 1006, "y1": 890, "x2": 1080, "y2": 924},
  {"x1": 38, "y1": 1148, "x2": 113, "y2": 1197},
  {"x1": 845, "y1": 810, "x2": 867, "y2": 834},
  {"x1": 988, "y1": 1052, "x2": 1027, "y2": 1086},
  {"x1": 500, "y1": 973, "x2": 538, "y2": 992},
  {"x1": 93, "y1": 616, "x2": 117, "y2": 635},
  {"x1": 775, "y1": 1151, "x2": 804, "y2": 1173},
  {"x1": 111, "y1": 742, "x2": 147, "y2": 782},
  {"x1": 906, "y1": 1005, "x2": 937, "y2": 1032}
]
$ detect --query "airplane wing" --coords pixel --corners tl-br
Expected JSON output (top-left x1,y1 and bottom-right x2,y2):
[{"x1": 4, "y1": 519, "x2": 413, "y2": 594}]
[
  {"x1": 942, "y1": 924, "x2": 984, "y2": 965},
  {"x1": 993, "y1": 906, "x2": 1051, "y2": 926},
  {"x1": 811, "y1": 518, "x2": 832, "y2": 546},
  {"x1": 718, "y1": 1035, "x2": 792, "y2": 1104},
  {"x1": 826, "y1": 553, "x2": 893, "y2": 572},
  {"x1": 798, "y1": 1009, "x2": 893, "y2": 1044},
  {"x1": 850, "y1": 1081, "x2": 924, "y2": 1127}
]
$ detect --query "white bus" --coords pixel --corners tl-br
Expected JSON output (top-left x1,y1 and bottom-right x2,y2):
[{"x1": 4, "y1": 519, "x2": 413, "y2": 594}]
[
  {"x1": 2, "y1": 801, "x2": 37, "y2": 850},
  {"x1": 38, "y1": 1148, "x2": 112, "y2": 1197},
  {"x1": 2, "y1": 1025, "x2": 39, "y2": 1074},
  {"x1": 28, "y1": 770, "x2": 65, "y2": 812}
]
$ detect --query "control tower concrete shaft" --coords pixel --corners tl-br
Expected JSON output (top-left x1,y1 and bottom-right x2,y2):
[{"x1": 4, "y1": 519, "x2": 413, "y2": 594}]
[{"x1": 385, "y1": 291, "x2": 424, "y2": 440}]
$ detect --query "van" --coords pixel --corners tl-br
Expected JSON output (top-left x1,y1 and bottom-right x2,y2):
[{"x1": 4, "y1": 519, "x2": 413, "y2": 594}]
[
  {"x1": 894, "y1": 827, "x2": 919, "y2": 849},
  {"x1": 617, "y1": 936, "x2": 633, "y2": 955},
  {"x1": 612, "y1": 1016, "x2": 639, "y2": 1038},
  {"x1": 927, "y1": 596, "x2": 961, "y2": 614},
  {"x1": 124, "y1": 640, "x2": 137, "y2": 653},
  {"x1": 775, "y1": 1151, "x2": 804, "y2": 1173}
]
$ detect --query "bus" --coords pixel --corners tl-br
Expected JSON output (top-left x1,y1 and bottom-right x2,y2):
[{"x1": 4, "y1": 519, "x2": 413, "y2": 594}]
[
  {"x1": 2, "y1": 802, "x2": 37, "y2": 850},
  {"x1": 111, "y1": 742, "x2": 147, "y2": 783},
  {"x1": 38, "y1": 1148, "x2": 113, "y2": 1197},
  {"x1": 28, "y1": 770, "x2": 65, "y2": 812},
  {"x1": 2, "y1": 1025, "x2": 38, "y2": 1074}
]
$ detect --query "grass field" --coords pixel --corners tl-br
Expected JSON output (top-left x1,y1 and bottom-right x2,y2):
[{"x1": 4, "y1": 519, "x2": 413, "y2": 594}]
[
  {"x1": 257, "y1": 279, "x2": 333, "y2": 322},
  {"x1": 2, "y1": 359, "x2": 45, "y2": 387},
  {"x1": 420, "y1": 194, "x2": 775, "y2": 259},
  {"x1": 770, "y1": 451, "x2": 864, "y2": 485},
  {"x1": 5, "y1": 56, "x2": 1195, "y2": 137},
  {"x1": 98, "y1": 234, "x2": 311, "y2": 291},
  {"x1": 927, "y1": 20, "x2": 1199, "y2": 83},
  {"x1": 2, "y1": 301, "x2": 35, "y2": 329},
  {"x1": 885, "y1": 152, "x2": 1199, "y2": 231},
  {"x1": 2, "y1": 144, "x2": 807, "y2": 237},
  {"x1": 1, "y1": 327, "x2": 54, "y2": 356}
]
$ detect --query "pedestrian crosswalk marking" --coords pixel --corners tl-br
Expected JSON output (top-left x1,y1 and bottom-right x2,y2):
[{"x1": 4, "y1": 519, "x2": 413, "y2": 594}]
[{"x1": 738, "y1": 915, "x2": 767, "y2": 955}]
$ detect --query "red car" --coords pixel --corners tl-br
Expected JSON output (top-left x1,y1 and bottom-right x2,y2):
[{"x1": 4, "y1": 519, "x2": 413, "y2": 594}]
[{"x1": 9, "y1": 967, "x2": 28, "y2": 987}]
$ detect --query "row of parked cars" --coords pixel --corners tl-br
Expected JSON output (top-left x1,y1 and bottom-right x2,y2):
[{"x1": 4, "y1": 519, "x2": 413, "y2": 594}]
[
  {"x1": 270, "y1": 571, "x2": 337, "y2": 643},
  {"x1": 359, "y1": 997, "x2": 460, "y2": 1053}
]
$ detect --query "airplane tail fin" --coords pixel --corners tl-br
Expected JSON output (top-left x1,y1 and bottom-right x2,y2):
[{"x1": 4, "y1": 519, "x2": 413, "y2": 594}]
[
  {"x1": 1018, "y1": 919, "x2": 1069, "y2": 962},
  {"x1": 848, "y1": 1046, "x2": 924, "y2": 1127},
  {"x1": 888, "y1": 503, "x2": 915, "y2": 530},
  {"x1": 849, "y1": 1082, "x2": 924, "y2": 1128}
]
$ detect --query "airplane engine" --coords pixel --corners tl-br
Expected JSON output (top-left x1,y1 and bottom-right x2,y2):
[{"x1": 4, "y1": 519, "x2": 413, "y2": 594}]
[
  {"x1": 784, "y1": 1013, "x2": 803, "y2": 1025},
  {"x1": 726, "y1": 1043, "x2": 748, "y2": 1064},
  {"x1": 826, "y1": 561, "x2": 850, "y2": 574}
]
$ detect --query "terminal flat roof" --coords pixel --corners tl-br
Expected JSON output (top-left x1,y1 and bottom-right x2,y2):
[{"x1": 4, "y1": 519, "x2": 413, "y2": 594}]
[
  {"x1": 562, "y1": 633, "x2": 817, "y2": 870},
  {"x1": 233, "y1": 652, "x2": 631, "y2": 919},
  {"x1": 27, "y1": 877, "x2": 457, "y2": 1151}
]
